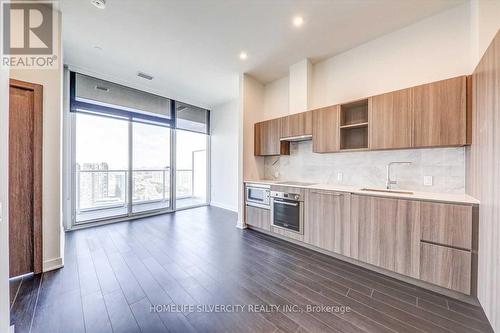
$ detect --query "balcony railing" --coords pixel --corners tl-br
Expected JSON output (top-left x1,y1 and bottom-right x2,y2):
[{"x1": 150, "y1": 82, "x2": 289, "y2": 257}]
[{"x1": 76, "y1": 168, "x2": 192, "y2": 213}]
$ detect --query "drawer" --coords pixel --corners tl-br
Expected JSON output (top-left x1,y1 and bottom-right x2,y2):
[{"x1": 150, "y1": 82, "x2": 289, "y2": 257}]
[
  {"x1": 271, "y1": 226, "x2": 304, "y2": 242},
  {"x1": 420, "y1": 242, "x2": 471, "y2": 294},
  {"x1": 420, "y1": 202, "x2": 472, "y2": 250},
  {"x1": 245, "y1": 205, "x2": 271, "y2": 231}
]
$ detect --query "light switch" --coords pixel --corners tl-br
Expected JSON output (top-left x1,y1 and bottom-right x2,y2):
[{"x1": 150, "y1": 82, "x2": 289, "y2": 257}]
[
  {"x1": 337, "y1": 172, "x2": 343, "y2": 182},
  {"x1": 424, "y1": 176, "x2": 433, "y2": 186}
]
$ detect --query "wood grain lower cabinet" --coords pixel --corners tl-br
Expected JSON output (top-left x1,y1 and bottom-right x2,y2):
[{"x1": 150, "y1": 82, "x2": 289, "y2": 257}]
[
  {"x1": 413, "y1": 76, "x2": 467, "y2": 147},
  {"x1": 281, "y1": 111, "x2": 312, "y2": 138},
  {"x1": 420, "y1": 202, "x2": 472, "y2": 250},
  {"x1": 245, "y1": 205, "x2": 271, "y2": 231},
  {"x1": 254, "y1": 119, "x2": 289, "y2": 156},
  {"x1": 312, "y1": 106, "x2": 340, "y2": 153},
  {"x1": 370, "y1": 88, "x2": 412, "y2": 149},
  {"x1": 304, "y1": 190, "x2": 350, "y2": 256},
  {"x1": 351, "y1": 195, "x2": 420, "y2": 278},
  {"x1": 420, "y1": 242, "x2": 471, "y2": 294},
  {"x1": 264, "y1": 186, "x2": 476, "y2": 294}
]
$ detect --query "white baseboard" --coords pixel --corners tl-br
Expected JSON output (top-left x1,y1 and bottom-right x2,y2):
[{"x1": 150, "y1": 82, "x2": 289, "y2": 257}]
[
  {"x1": 236, "y1": 222, "x2": 247, "y2": 229},
  {"x1": 43, "y1": 257, "x2": 63, "y2": 272},
  {"x1": 210, "y1": 201, "x2": 238, "y2": 212}
]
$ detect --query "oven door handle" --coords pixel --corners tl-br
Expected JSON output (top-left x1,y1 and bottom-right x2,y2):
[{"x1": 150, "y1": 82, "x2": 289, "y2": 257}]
[{"x1": 273, "y1": 200, "x2": 298, "y2": 207}]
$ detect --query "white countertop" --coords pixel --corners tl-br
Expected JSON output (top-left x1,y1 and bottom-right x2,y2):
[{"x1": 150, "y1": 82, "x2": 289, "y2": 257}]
[{"x1": 244, "y1": 180, "x2": 480, "y2": 205}]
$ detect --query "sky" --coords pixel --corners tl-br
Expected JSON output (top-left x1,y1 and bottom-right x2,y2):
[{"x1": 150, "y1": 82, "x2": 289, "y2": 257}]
[{"x1": 75, "y1": 113, "x2": 206, "y2": 171}]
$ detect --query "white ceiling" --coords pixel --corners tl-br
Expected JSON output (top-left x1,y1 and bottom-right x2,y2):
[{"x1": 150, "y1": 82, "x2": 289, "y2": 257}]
[{"x1": 61, "y1": 0, "x2": 464, "y2": 108}]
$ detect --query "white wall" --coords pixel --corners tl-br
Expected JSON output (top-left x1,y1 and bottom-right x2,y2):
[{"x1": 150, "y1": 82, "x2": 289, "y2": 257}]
[
  {"x1": 289, "y1": 59, "x2": 313, "y2": 114},
  {"x1": 263, "y1": 76, "x2": 289, "y2": 120},
  {"x1": 242, "y1": 74, "x2": 265, "y2": 182},
  {"x1": 211, "y1": 99, "x2": 239, "y2": 212},
  {"x1": 257, "y1": 2, "x2": 474, "y2": 122},
  {"x1": 9, "y1": 10, "x2": 63, "y2": 272},
  {"x1": 0, "y1": 49, "x2": 11, "y2": 333},
  {"x1": 470, "y1": 0, "x2": 500, "y2": 66},
  {"x1": 311, "y1": 1, "x2": 472, "y2": 109}
]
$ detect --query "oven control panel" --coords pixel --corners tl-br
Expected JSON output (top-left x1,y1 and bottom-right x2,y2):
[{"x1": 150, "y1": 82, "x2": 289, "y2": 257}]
[{"x1": 270, "y1": 191, "x2": 302, "y2": 201}]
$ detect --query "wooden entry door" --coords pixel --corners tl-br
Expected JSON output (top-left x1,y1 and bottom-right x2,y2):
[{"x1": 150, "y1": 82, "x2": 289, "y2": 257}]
[{"x1": 9, "y1": 79, "x2": 43, "y2": 277}]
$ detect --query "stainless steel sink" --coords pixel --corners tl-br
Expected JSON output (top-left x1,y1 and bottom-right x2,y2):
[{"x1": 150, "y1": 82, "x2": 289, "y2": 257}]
[{"x1": 360, "y1": 188, "x2": 414, "y2": 195}]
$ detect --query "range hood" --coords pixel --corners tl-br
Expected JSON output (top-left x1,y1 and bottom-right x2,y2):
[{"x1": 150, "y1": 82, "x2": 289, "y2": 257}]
[{"x1": 280, "y1": 134, "x2": 312, "y2": 142}]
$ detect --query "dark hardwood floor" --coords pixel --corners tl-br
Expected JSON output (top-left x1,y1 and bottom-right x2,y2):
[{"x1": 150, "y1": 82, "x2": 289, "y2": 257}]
[{"x1": 10, "y1": 206, "x2": 494, "y2": 333}]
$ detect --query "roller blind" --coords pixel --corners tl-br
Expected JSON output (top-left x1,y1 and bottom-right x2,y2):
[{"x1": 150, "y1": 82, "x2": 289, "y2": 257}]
[
  {"x1": 175, "y1": 101, "x2": 210, "y2": 134},
  {"x1": 70, "y1": 72, "x2": 173, "y2": 125},
  {"x1": 69, "y1": 72, "x2": 210, "y2": 132}
]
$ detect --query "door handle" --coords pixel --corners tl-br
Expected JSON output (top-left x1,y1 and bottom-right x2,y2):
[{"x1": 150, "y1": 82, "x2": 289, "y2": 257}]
[{"x1": 274, "y1": 200, "x2": 298, "y2": 207}]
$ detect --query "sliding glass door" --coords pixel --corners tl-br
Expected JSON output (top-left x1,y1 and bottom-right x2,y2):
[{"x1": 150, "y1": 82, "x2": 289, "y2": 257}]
[
  {"x1": 70, "y1": 72, "x2": 210, "y2": 226},
  {"x1": 75, "y1": 113, "x2": 130, "y2": 223},
  {"x1": 74, "y1": 114, "x2": 173, "y2": 224},
  {"x1": 175, "y1": 130, "x2": 209, "y2": 209},
  {"x1": 132, "y1": 122, "x2": 171, "y2": 213}
]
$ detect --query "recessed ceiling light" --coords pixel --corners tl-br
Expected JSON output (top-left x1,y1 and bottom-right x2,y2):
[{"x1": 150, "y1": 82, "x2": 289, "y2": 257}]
[
  {"x1": 91, "y1": 0, "x2": 106, "y2": 9},
  {"x1": 239, "y1": 52, "x2": 248, "y2": 60},
  {"x1": 93, "y1": 46, "x2": 102, "y2": 51},
  {"x1": 293, "y1": 16, "x2": 304, "y2": 27}
]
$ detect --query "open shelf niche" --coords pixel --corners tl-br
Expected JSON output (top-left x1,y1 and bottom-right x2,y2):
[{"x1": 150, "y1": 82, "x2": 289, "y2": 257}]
[{"x1": 340, "y1": 99, "x2": 369, "y2": 150}]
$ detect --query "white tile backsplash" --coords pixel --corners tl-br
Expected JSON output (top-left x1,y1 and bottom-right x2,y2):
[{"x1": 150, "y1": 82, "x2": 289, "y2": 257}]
[{"x1": 264, "y1": 141, "x2": 465, "y2": 193}]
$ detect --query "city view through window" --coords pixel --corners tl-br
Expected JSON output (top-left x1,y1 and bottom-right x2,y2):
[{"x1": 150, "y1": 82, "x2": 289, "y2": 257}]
[{"x1": 75, "y1": 113, "x2": 207, "y2": 222}]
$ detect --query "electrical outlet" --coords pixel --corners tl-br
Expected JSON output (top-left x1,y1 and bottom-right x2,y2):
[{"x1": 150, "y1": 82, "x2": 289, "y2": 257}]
[
  {"x1": 423, "y1": 175, "x2": 433, "y2": 186},
  {"x1": 337, "y1": 172, "x2": 343, "y2": 182}
]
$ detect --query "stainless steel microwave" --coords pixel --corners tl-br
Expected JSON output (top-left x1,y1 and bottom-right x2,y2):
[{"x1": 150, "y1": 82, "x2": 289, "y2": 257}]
[{"x1": 245, "y1": 184, "x2": 270, "y2": 209}]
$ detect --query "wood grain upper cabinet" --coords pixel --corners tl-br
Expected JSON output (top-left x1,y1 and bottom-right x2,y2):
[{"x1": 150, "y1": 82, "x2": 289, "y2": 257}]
[
  {"x1": 370, "y1": 89, "x2": 412, "y2": 149},
  {"x1": 254, "y1": 118, "x2": 290, "y2": 156},
  {"x1": 304, "y1": 190, "x2": 350, "y2": 255},
  {"x1": 413, "y1": 76, "x2": 467, "y2": 147},
  {"x1": 280, "y1": 111, "x2": 312, "y2": 139},
  {"x1": 312, "y1": 106, "x2": 340, "y2": 153},
  {"x1": 351, "y1": 195, "x2": 420, "y2": 278}
]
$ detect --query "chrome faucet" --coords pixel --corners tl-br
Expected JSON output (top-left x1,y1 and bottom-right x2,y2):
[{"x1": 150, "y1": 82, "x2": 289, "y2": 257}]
[{"x1": 386, "y1": 161, "x2": 412, "y2": 189}]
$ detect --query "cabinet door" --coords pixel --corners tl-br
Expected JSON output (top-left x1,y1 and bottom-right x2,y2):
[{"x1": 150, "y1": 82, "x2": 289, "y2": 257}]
[
  {"x1": 246, "y1": 205, "x2": 271, "y2": 231},
  {"x1": 312, "y1": 106, "x2": 340, "y2": 153},
  {"x1": 254, "y1": 119, "x2": 289, "y2": 156},
  {"x1": 370, "y1": 89, "x2": 412, "y2": 149},
  {"x1": 413, "y1": 76, "x2": 467, "y2": 147},
  {"x1": 305, "y1": 190, "x2": 350, "y2": 255},
  {"x1": 281, "y1": 111, "x2": 312, "y2": 138},
  {"x1": 420, "y1": 202, "x2": 472, "y2": 250},
  {"x1": 351, "y1": 195, "x2": 420, "y2": 278},
  {"x1": 420, "y1": 242, "x2": 471, "y2": 294}
]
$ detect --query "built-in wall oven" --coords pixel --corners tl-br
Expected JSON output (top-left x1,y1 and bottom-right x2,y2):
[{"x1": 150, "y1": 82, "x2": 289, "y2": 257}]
[
  {"x1": 245, "y1": 183, "x2": 270, "y2": 209},
  {"x1": 271, "y1": 191, "x2": 304, "y2": 234}
]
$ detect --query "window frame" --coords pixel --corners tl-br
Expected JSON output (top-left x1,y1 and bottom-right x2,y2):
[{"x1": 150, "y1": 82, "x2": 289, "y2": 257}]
[{"x1": 65, "y1": 71, "x2": 211, "y2": 229}]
